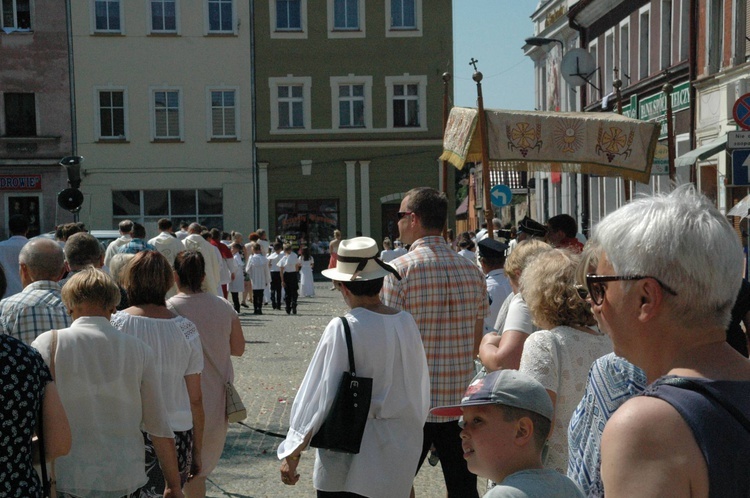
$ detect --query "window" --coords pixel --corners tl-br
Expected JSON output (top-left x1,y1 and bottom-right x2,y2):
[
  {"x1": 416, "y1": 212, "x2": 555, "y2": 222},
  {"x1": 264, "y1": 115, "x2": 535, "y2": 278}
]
[
  {"x1": 278, "y1": 85, "x2": 303, "y2": 128},
  {"x1": 1, "y1": 0, "x2": 31, "y2": 30},
  {"x1": 96, "y1": 89, "x2": 126, "y2": 139},
  {"x1": 331, "y1": 76, "x2": 373, "y2": 129},
  {"x1": 620, "y1": 21, "x2": 630, "y2": 85},
  {"x1": 209, "y1": 89, "x2": 237, "y2": 139},
  {"x1": 707, "y1": 0, "x2": 723, "y2": 73},
  {"x1": 208, "y1": 0, "x2": 233, "y2": 32},
  {"x1": 270, "y1": 0, "x2": 306, "y2": 38},
  {"x1": 639, "y1": 7, "x2": 650, "y2": 79},
  {"x1": 269, "y1": 76, "x2": 311, "y2": 132},
  {"x1": 152, "y1": 89, "x2": 181, "y2": 140},
  {"x1": 94, "y1": 0, "x2": 122, "y2": 32},
  {"x1": 605, "y1": 31, "x2": 614, "y2": 94},
  {"x1": 3, "y1": 93, "x2": 36, "y2": 137},
  {"x1": 661, "y1": 0, "x2": 672, "y2": 69},
  {"x1": 113, "y1": 189, "x2": 223, "y2": 229},
  {"x1": 151, "y1": 0, "x2": 176, "y2": 33},
  {"x1": 334, "y1": 0, "x2": 358, "y2": 29},
  {"x1": 327, "y1": 0, "x2": 363, "y2": 38},
  {"x1": 275, "y1": 199, "x2": 339, "y2": 250},
  {"x1": 385, "y1": 75, "x2": 427, "y2": 130},
  {"x1": 276, "y1": 0, "x2": 300, "y2": 29},
  {"x1": 390, "y1": 0, "x2": 414, "y2": 28}
]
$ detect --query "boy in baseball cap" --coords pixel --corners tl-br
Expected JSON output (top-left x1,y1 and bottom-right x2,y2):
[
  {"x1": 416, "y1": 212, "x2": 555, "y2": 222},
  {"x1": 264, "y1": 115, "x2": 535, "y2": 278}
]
[{"x1": 431, "y1": 369, "x2": 583, "y2": 497}]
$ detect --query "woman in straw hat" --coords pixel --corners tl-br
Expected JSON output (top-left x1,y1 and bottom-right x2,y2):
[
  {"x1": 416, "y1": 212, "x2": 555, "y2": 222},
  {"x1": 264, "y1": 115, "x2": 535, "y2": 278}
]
[{"x1": 278, "y1": 237, "x2": 429, "y2": 498}]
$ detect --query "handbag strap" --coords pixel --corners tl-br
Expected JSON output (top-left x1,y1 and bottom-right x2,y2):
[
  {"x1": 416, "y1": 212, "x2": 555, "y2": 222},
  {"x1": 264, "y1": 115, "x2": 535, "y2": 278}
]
[
  {"x1": 339, "y1": 316, "x2": 356, "y2": 376},
  {"x1": 657, "y1": 376, "x2": 750, "y2": 433}
]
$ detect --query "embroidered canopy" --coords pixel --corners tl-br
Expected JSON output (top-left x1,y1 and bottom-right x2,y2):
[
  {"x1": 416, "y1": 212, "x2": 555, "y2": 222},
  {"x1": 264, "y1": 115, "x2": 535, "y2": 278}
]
[{"x1": 441, "y1": 107, "x2": 661, "y2": 184}]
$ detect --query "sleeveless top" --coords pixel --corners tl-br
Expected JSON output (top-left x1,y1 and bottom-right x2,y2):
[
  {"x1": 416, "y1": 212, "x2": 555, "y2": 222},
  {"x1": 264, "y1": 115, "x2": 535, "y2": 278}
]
[{"x1": 642, "y1": 376, "x2": 750, "y2": 497}]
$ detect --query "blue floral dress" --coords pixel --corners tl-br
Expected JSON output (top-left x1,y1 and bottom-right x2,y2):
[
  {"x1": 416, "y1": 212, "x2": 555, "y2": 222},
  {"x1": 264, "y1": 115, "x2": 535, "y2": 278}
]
[{"x1": 0, "y1": 334, "x2": 52, "y2": 497}]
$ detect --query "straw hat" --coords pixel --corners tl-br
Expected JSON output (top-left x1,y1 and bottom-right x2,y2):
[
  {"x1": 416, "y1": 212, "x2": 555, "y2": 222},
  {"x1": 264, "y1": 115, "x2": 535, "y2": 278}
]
[{"x1": 322, "y1": 237, "x2": 401, "y2": 282}]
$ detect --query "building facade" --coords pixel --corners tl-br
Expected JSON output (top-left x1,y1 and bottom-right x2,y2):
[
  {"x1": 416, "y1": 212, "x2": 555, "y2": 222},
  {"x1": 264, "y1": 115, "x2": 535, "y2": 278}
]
[
  {"x1": 525, "y1": 0, "x2": 703, "y2": 232},
  {"x1": 70, "y1": 0, "x2": 255, "y2": 235},
  {"x1": 253, "y1": 0, "x2": 452, "y2": 247},
  {"x1": 0, "y1": 0, "x2": 73, "y2": 237}
]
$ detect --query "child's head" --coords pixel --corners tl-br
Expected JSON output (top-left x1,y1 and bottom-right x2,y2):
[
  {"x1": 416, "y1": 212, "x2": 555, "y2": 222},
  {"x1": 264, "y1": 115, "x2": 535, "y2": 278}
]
[
  {"x1": 252, "y1": 243, "x2": 262, "y2": 254},
  {"x1": 431, "y1": 370, "x2": 553, "y2": 483}
]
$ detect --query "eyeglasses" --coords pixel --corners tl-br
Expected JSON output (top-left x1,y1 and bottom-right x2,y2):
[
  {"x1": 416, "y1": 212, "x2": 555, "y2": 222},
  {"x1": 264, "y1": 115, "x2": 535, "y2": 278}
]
[
  {"x1": 585, "y1": 274, "x2": 678, "y2": 306},
  {"x1": 397, "y1": 211, "x2": 413, "y2": 220}
]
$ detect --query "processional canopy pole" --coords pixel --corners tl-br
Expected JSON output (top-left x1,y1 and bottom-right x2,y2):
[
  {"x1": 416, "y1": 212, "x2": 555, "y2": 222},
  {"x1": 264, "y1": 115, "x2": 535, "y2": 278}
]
[{"x1": 471, "y1": 58, "x2": 494, "y2": 240}]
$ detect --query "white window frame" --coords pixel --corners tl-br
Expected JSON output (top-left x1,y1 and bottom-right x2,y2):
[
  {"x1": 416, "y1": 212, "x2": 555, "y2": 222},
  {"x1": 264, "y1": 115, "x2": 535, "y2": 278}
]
[
  {"x1": 385, "y1": 0, "x2": 422, "y2": 37},
  {"x1": 327, "y1": 0, "x2": 365, "y2": 39},
  {"x1": 270, "y1": 0, "x2": 307, "y2": 39},
  {"x1": 91, "y1": 0, "x2": 124, "y2": 34},
  {"x1": 206, "y1": 87, "x2": 240, "y2": 140},
  {"x1": 149, "y1": 87, "x2": 183, "y2": 141},
  {"x1": 660, "y1": 0, "x2": 673, "y2": 69},
  {"x1": 604, "y1": 29, "x2": 615, "y2": 95},
  {"x1": 330, "y1": 75, "x2": 373, "y2": 130},
  {"x1": 639, "y1": 5, "x2": 651, "y2": 80},
  {"x1": 588, "y1": 39, "x2": 599, "y2": 103},
  {"x1": 1, "y1": 0, "x2": 32, "y2": 31},
  {"x1": 205, "y1": 0, "x2": 236, "y2": 35},
  {"x1": 269, "y1": 76, "x2": 312, "y2": 133},
  {"x1": 94, "y1": 86, "x2": 128, "y2": 141},
  {"x1": 385, "y1": 74, "x2": 427, "y2": 131},
  {"x1": 619, "y1": 19, "x2": 630, "y2": 86},
  {"x1": 148, "y1": 0, "x2": 179, "y2": 34}
]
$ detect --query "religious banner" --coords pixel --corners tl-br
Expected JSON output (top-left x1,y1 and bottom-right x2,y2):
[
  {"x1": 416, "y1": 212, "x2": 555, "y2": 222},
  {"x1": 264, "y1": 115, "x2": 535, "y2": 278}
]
[{"x1": 441, "y1": 107, "x2": 660, "y2": 183}]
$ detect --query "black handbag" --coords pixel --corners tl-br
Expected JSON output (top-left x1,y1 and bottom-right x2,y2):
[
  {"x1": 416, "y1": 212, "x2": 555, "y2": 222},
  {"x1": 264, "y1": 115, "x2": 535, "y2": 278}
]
[{"x1": 310, "y1": 316, "x2": 373, "y2": 454}]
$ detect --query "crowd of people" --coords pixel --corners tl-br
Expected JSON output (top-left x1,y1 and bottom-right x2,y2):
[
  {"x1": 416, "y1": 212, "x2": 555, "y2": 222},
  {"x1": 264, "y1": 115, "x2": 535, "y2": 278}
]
[{"x1": 1, "y1": 183, "x2": 750, "y2": 498}]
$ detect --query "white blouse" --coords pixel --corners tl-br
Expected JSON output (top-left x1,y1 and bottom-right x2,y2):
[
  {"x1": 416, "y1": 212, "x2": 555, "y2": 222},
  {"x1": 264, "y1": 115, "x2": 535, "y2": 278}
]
[
  {"x1": 111, "y1": 312, "x2": 204, "y2": 431},
  {"x1": 32, "y1": 316, "x2": 174, "y2": 497},
  {"x1": 278, "y1": 308, "x2": 430, "y2": 498}
]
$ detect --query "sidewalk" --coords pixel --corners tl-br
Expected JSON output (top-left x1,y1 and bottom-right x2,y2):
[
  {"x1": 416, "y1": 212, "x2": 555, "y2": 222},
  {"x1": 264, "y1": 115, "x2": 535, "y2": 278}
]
[{"x1": 202, "y1": 282, "x2": 476, "y2": 497}]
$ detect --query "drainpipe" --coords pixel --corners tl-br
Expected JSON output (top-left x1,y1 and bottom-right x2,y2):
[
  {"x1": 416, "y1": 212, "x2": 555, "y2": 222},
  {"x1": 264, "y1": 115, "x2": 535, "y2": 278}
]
[
  {"x1": 688, "y1": 0, "x2": 697, "y2": 184},
  {"x1": 65, "y1": 0, "x2": 77, "y2": 155},
  {"x1": 249, "y1": 0, "x2": 260, "y2": 229}
]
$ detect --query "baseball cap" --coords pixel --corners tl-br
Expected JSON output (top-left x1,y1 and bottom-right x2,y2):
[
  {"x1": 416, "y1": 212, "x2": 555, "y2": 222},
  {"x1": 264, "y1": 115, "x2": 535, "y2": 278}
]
[{"x1": 430, "y1": 369, "x2": 554, "y2": 421}]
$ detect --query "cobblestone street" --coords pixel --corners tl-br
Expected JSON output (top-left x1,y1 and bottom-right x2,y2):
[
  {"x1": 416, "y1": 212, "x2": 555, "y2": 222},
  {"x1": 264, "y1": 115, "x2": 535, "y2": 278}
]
[{"x1": 204, "y1": 282, "x2": 464, "y2": 497}]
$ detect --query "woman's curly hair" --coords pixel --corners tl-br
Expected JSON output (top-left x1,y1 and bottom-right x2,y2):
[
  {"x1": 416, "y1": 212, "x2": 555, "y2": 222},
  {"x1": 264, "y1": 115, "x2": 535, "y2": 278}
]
[{"x1": 521, "y1": 248, "x2": 596, "y2": 328}]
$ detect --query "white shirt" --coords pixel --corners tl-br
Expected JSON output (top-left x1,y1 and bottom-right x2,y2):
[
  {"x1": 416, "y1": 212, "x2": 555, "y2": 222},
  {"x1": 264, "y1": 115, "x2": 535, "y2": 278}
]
[
  {"x1": 182, "y1": 234, "x2": 222, "y2": 295},
  {"x1": 148, "y1": 231, "x2": 184, "y2": 266},
  {"x1": 278, "y1": 252, "x2": 299, "y2": 272},
  {"x1": 278, "y1": 309, "x2": 429, "y2": 498},
  {"x1": 111, "y1": 312, "x2": 203, "y2": 431},
  {"x1": 484, "y1": 269, "x2": 513, "y2": 334},
  {"x1": 268, "y1": 251, "x2": 282, "y2": 272},
  {"x1": 458, "y1": 249, "x2": 475, "y2": 261},
  {"x1": 246, "y1": 253, "x2": 271, "y2": 290},
  {"x1": 104, "y1": 235, "x2": 131, "y2": 267},
  {"x1": 229, "y1": 252, "x2": 245, "y2": 293},
  {"x1": 380, "y1": 249, "x2": 398, "y2": 263},
  {"x1": 32, "y1": 317, "x2": 173, "y2": 497},
  {"x1": 502, "y1": 293, "x2": 535, "y2": 335},
  {"x1": 0, "y1": 235, "x2": 27, "y2": 298},
  {"x1": 176, "y1": 229, "x2": 188, "y2": 241}
]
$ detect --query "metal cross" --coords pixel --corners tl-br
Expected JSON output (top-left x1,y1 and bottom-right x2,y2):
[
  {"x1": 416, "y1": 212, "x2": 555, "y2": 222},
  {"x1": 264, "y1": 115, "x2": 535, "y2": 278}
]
[{"x1": 469, "y1": 58, "x2": 479, "y2": 71}]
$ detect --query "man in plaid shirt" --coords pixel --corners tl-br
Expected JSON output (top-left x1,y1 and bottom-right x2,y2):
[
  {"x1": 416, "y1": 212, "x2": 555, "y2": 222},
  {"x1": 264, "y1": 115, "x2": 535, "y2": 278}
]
[
  {"x1": 0, "y1": 238, "x2": 71, "y2": 344},
  {"x1": 382, "y1": 187, "x2": 489, "y2": 497}
]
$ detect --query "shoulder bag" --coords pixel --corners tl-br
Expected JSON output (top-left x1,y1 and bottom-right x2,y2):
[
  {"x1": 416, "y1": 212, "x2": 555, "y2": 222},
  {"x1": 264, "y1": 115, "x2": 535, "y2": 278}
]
[
  {"x1": 202, "y1": 346, "x2": 247, "y2": 423},
  {"x1": 310, "y1": 316, "x2": 373, "y2": 454}
]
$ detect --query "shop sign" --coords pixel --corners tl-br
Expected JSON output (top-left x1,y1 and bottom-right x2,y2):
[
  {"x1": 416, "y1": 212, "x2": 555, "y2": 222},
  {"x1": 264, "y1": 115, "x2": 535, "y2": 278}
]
[
  {"x1": 638, "y1": 81, "x2": 691, "y2": 122},
  {"x1": 0, "y1": 175, "x2": 42, "y2": 191},
  {"x1": 652, "y1": 143, "x2": 670, "y2": 176}
]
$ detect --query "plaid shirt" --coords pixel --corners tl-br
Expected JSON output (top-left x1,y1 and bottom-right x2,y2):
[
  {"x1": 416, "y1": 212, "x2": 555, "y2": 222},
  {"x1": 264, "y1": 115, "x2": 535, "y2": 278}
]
[
  {"x1": 0, "y1": 280, "x2": 71, "y2": 345},
  {"x1": 119, "y1": 238, "x2": 156, "y2": 254},
  {"x1": 381, "y1": 236, "x2": 488, "y2": 422}
]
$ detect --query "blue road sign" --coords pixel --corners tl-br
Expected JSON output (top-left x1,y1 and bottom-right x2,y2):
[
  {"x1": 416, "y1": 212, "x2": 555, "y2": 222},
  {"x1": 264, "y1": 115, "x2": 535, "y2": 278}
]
[
  {"x1": 490, "y1": 184, "x2": 513, "y2": 208},
  {"x1": 733, "y1": 149, "x2": 750, "y2": 186},
  {"x1": 733, "y1": 93, "x2": 750, "y2": 130}
]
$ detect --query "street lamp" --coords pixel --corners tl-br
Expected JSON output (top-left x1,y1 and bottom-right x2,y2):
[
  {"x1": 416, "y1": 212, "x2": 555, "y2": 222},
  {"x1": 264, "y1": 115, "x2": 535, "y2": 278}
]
[{"x1": 524, "y1": 36, "x2": 565, "y2": 51}]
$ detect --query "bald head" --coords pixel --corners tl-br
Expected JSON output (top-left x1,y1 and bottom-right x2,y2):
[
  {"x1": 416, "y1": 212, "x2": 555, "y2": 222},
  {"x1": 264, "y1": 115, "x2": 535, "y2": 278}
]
[
  {"x1": 188, "y1": 222, "x2": 202, "y2": 234},
  {"x1": 20, "y1": 238, "x2": 65, "y2": 283}
]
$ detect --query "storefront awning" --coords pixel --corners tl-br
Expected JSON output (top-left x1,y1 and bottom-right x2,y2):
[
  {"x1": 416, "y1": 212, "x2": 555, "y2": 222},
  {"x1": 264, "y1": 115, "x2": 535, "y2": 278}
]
[{"x1": 675, "y1": 135, "x2": 728, "y2": 168}]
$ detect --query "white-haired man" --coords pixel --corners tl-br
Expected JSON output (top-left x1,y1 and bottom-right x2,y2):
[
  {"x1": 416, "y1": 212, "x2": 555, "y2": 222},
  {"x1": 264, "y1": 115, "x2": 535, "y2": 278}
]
[{"x1": 588, "y1": 185, "x2": 750, "y2": 497}]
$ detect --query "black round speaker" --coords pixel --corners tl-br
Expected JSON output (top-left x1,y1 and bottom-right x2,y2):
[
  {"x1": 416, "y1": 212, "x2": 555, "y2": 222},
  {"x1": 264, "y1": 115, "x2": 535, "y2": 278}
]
[{"x1": 57, "y1": 188, "x2": 84, "y2": 213}]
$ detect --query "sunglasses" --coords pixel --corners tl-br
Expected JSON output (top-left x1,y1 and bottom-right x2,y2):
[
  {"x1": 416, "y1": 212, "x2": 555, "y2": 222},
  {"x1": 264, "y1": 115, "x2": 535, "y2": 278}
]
[
  {"x1": 585, "y1": 274, "x2": 678, "y2": 306},
  {"x1": 397, "y1": 211, "x2": 413, "y2": 220}
]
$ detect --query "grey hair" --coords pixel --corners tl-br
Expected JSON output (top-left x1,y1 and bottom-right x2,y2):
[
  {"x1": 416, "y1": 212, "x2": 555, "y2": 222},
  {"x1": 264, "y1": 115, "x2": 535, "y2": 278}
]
[
  {"x1": 19, "y1": 238, "x2": 65, "y2": 281},
  {"x1": 590, "y1": 184, "x2": 742, "y2": 328}
]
